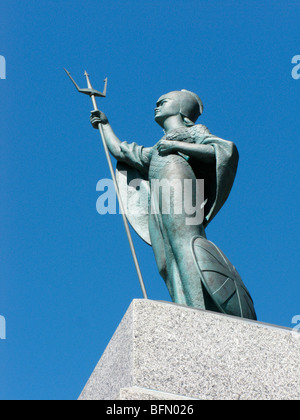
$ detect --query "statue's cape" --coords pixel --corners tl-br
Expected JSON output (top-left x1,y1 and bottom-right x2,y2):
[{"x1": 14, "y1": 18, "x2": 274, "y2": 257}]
[
  {"x1": 116, "y1": 125, "x2": 239, "y2": 246},
  {"x1": 116, "y1": 162, "x2": 152, "y2": 245},
  {"x1": 197, "y1": 131, "x2": 239, "y2": 227}
]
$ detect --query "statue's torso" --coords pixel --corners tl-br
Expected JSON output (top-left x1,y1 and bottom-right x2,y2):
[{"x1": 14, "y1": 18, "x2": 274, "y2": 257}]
[{"x1": 148, "y1": 137, "x2": 195, "y2": 182}]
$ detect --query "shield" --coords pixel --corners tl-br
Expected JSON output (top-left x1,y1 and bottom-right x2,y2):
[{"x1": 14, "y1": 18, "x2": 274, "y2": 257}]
[
  {"x1": 116, "y1": 162, "x2": 152, "y2": 245},
  {"x1": 191, "y1": 235, "x2": 257, "y2": 320}
]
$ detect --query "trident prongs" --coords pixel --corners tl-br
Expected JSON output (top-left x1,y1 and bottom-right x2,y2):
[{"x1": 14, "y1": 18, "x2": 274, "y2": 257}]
[{"x1": 64, "y1": 68, "x2": 107, "y2": 98}]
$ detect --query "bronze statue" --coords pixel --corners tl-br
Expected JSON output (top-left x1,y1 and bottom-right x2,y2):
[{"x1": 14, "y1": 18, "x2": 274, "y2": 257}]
[{"x1": 90, "y1": 89, "x2": 257, "y2": 320}]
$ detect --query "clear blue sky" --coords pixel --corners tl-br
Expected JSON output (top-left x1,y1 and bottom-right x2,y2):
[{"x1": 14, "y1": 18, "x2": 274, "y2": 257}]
[{"x1": 0, "y1": 0, "x2": 299, "y2": 400}]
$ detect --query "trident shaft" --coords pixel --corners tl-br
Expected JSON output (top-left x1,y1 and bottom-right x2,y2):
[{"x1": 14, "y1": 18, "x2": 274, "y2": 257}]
[{"x1": 65, "y1": 69, "x2": 148, "y2": 300}]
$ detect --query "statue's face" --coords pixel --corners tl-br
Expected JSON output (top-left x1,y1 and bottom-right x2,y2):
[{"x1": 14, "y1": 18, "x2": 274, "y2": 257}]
[{"x1": 154, "y1": 92, "x2": 181, "y2": 126}]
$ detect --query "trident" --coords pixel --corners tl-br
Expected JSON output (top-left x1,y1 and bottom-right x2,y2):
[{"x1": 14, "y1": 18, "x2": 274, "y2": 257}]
[{"x1": 64, "y1": 69, "x2": 148, "y2": 300}]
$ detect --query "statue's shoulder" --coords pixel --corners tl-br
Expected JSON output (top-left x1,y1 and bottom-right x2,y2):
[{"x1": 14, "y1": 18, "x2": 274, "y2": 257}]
[
  {"x1": 166, "y1": 124, "x2": 211, "y2": 144},
  {"x1": 188, "y1": 124, "x2": 210, "y2": 144},
  {"x1": 191, "y1": 124, "x2": 210, "y2": 136}
]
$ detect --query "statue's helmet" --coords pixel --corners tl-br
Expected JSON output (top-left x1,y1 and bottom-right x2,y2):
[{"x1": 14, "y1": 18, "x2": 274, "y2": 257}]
[{"x1": 157, "y1": 90, "x2": 204, "y2": 124}]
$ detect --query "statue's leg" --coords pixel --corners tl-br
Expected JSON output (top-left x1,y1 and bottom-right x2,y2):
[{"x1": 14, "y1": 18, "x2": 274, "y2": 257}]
[
  {"x1": 149, "y1": 212, "x2": 189, "y2": 305},
  {"x1": 149, "y1": 162, "x2": 211, "y2": 310},
  {"x1": 161, "y1": 212, "x2": 207, "y2": 310}
]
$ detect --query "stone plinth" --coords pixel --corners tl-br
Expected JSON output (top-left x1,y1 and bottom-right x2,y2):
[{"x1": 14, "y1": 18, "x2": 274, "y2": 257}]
[{"x1": 79, "y1": 299, "x2": 300, "y2": 400}]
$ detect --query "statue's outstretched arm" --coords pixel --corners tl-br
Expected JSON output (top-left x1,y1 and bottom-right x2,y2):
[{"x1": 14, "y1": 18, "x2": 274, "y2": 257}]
[{"x1": 90, "y1": 110, "x2": 124, "y2": 160}]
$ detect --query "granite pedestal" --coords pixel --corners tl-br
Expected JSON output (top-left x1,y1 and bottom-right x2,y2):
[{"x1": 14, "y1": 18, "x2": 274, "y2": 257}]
[{"x1": 79, "y1": 299, "x2": 300, "y2": 400}]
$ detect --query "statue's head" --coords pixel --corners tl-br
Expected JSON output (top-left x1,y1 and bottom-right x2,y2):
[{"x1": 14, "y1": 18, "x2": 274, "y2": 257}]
[{"x1": 154, "y1": 90, "x2": 204, "y2": 128}]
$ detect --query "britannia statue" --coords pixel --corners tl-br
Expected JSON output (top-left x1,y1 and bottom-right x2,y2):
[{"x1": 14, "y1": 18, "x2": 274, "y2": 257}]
[{"x1": 89, "y1": 88, "x2": 257, "y2": 320}]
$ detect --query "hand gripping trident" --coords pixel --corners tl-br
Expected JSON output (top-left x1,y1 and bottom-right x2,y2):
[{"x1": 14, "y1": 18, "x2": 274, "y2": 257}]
[{"x1": 65, "y1": 69, "x2": 148, "y2": 299}]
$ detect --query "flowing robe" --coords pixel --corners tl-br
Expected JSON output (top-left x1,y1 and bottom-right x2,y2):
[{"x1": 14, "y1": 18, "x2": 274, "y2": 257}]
[{"x1": 115, "y1": 124, "x2": 257, "y2": 319}]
